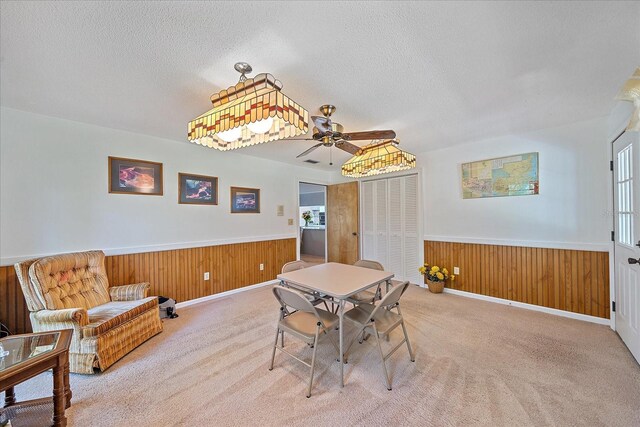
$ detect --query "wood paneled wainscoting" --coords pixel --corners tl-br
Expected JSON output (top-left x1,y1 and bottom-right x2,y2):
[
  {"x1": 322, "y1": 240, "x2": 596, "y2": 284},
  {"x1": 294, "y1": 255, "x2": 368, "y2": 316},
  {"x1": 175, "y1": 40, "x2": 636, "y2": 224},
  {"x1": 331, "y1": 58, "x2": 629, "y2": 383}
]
[
  {"x1": 424, "y1": 240, "x2": 610, "y2": 319},
  {"x1": 0, "y1": 238, "x2": 296, "y2": 335}
]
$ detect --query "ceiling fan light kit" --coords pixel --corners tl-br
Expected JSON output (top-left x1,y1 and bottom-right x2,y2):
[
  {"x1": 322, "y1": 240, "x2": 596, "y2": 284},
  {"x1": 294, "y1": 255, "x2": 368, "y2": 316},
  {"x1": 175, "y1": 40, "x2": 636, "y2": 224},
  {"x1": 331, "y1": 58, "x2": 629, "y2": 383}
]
[
  {"x1": 292, "y1": 104, "x2": 398, "y2": 158},
  {"x1": 187, "y1": 63, "x2": 309, "y2": 151},
  {"x1": 341, "y1": 140, "x2": 417, "y2": 178}
]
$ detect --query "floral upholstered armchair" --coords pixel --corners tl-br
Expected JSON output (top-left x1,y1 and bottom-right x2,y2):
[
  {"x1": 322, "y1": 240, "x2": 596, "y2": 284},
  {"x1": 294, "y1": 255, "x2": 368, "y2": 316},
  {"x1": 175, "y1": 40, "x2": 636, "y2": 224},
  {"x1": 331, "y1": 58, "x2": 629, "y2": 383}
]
[{"x1": 14, "y1": 250, "x2": 163, "y2": 374}]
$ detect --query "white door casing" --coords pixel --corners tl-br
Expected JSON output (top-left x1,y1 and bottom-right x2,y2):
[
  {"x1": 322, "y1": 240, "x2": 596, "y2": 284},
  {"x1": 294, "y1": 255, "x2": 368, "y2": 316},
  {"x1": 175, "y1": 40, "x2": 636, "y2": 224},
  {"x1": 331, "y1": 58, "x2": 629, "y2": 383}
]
[{"x1": 613, "y1": 131, "x2": 640, "y2": 364}]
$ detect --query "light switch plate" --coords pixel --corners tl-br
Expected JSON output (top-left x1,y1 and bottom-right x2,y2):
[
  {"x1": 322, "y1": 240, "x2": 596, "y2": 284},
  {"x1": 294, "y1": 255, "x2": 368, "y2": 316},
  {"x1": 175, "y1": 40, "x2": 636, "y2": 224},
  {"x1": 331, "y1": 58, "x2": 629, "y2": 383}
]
[
  {"x1": 288, "y1": 218, "x2": 294, "y2": 225},
  {"x1": 277, "y1": 205, "x2": 284, "y2": 216}
]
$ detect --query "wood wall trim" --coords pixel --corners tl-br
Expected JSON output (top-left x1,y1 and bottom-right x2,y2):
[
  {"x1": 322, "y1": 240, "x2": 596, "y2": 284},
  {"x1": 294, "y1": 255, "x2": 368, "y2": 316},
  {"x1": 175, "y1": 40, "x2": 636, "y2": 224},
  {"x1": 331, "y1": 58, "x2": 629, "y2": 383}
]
[
  {"x1": 0, "y1": 233, "x2": 297, "y2": 266},
  {"x1": 424, "y1": 240, "x2": 610, "y2": 319},
  {"x1": 423, "y1": 235, "x2": 610, "y2": 252},
  {"x1": 0, "y1": 238, "x2": 296, "y2": 335}
]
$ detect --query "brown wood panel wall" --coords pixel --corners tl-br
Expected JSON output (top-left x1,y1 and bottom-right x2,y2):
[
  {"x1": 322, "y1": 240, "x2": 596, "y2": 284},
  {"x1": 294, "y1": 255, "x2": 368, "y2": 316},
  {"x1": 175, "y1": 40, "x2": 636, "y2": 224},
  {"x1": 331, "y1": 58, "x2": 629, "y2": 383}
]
[
  {"x1": 424, "y1": 240, "x2": 610, "y2": 319},
  {"x1": 0, "y1": 238, "x2": 296, "y2": 335}
]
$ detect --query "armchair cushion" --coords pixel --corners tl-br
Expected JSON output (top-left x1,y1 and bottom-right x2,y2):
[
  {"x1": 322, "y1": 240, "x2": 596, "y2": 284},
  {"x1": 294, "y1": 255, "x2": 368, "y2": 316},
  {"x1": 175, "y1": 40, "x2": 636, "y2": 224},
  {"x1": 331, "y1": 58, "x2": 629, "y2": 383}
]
[
  {"x1": 83, "y1": 297, "x2": 158, "y2": 338},
  {"x1": 29, "y1": 251, "x2": 111, "y2": 310},
  {"x1": 109, "y1": 283, "x2": 150, "y2": 301}
]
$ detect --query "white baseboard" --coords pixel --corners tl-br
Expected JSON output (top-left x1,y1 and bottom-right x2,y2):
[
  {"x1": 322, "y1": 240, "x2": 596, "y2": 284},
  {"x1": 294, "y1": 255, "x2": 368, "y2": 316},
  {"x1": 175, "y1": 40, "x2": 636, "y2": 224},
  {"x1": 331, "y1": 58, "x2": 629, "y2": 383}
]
[
  {"x1": 175, "y1": 279, "x2": 278, "y2": 309},
  {"x1": 175, "y1": 278, "x2": 610, "y2": 326},
  {"x1": 440, "y1": 287, "x2": 611, "y2": 326}
]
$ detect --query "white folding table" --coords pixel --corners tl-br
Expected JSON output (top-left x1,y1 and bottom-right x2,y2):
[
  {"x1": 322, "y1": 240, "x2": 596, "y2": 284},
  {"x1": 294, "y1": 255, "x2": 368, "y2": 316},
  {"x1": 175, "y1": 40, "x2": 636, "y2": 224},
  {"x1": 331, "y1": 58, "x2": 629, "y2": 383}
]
[{"x1": 277, "y1": 262, "x2": 394, "y2": 387}]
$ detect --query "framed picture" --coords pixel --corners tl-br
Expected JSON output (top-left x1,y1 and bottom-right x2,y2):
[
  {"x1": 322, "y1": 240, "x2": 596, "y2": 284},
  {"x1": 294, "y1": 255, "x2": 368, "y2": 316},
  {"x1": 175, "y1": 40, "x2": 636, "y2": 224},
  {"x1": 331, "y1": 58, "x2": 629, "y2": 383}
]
[
  {"x1": 178, "y1": 173, "x2": 218, "y2": 205},
  {"x1": 230, "y1": 186, "x2": 260, "y2": 213},
  {"x1": 108, "y1": 156, "x2": 163, "y2": 195},
  {"x1": 461, "y1": 152, "x2": 539, "y2": 199}
]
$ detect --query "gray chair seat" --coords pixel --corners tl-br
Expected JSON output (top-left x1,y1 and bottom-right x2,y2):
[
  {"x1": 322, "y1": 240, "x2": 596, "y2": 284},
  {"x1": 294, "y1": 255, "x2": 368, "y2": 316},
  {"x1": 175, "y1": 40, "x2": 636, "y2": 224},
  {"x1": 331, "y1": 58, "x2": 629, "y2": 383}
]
[
  {"x1": 344, "y1": 303, "x2": 402, "y2": 335},
  {"x1": 280, "y1": 309, "x2": 339, "y2": 339},
  {"x1": 348, "y1": 290, "x2": 377, "y2": 304}
]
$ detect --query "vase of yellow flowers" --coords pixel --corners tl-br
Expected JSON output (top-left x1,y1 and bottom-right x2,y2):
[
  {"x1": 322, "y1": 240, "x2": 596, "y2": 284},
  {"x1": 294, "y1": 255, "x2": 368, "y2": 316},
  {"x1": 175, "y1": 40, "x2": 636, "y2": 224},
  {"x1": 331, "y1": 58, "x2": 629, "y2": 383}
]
[
  {"x1": 301, "y1": 211, "x2": 312, "y2": 227},
  {"x1": 418, "y1": 263, "x2": 455, "y2": 294}
]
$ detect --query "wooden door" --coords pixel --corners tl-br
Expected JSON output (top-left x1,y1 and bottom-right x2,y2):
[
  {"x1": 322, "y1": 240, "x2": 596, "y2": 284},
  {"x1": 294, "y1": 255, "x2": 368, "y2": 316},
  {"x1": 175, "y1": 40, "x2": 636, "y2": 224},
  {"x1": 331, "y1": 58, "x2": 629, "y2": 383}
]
[
  {"x1": 614, "y1": 131, "x2": 640, "y2": 364},
  {"x1": 327, "y1": 181, "x2": 359, "y2": 264}
]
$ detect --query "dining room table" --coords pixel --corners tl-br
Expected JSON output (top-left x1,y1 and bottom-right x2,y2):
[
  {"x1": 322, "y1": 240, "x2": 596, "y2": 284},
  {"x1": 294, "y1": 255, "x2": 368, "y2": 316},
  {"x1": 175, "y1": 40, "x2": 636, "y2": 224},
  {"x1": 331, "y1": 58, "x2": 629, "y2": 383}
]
[{"x1": 277, "y1": 262, "x2": 394, "y2": 387}]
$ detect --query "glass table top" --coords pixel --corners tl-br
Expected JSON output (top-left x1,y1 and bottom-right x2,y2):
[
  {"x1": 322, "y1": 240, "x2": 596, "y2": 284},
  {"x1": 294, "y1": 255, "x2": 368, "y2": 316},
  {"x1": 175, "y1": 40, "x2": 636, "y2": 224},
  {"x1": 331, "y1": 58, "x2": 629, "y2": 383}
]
[{"x1": 0, "y1": 332, "x2": 60, "y2": 372}]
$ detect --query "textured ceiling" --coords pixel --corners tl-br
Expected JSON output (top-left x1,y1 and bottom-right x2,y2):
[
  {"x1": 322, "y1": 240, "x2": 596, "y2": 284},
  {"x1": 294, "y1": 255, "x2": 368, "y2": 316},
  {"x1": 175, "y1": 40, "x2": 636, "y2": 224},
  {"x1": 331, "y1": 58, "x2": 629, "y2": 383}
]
[{"x1": 1, "y1": 1, "x2": 639, "y2": 171}]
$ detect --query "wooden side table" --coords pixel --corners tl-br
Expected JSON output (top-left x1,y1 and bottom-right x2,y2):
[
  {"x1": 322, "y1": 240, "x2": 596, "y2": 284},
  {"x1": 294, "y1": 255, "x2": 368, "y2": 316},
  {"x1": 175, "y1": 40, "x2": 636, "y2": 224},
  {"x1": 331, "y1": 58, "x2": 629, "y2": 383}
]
[{"x1": 0, "y1": 329, "x2": 72, "y2": 427}]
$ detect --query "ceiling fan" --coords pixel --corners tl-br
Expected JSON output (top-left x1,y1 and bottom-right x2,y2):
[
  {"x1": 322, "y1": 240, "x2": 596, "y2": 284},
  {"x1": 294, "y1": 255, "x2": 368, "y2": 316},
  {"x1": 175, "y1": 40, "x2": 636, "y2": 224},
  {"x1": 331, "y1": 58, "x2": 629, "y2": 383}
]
[{"x1": 288, "y1": 105, "x2": 396, "y2": 162}]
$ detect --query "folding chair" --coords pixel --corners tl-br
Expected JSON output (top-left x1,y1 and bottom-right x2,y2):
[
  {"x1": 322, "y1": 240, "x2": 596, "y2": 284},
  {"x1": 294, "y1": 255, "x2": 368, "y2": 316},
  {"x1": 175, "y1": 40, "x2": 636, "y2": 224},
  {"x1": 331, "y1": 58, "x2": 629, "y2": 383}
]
[
  {"x1": 269, "y1": 285, "x2": 340, "y2": 397},
  {"x1": 343, "y1": 281, "x2": 415, "y2": 390},
  {"x1": 348, "y1": 259, "x2": 385, "y2": 305}
]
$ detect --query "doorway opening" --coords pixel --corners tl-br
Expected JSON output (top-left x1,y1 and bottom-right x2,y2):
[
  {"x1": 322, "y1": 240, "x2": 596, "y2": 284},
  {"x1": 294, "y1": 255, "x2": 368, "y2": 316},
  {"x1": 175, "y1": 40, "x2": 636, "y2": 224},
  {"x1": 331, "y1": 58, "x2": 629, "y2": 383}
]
[{"x1": 299, "y1": 182, "x2": 327, "y2": 265}]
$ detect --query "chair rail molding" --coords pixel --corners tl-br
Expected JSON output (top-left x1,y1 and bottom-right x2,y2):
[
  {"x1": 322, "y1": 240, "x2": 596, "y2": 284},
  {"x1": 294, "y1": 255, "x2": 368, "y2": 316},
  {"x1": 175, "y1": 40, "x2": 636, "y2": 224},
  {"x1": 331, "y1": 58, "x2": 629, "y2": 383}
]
[
  {"x1": 423, "y1": 235, "x2": 611, "y2": 252},
  {"x1": 0, "y1": 233, "x2": 297, "y2": 267}
]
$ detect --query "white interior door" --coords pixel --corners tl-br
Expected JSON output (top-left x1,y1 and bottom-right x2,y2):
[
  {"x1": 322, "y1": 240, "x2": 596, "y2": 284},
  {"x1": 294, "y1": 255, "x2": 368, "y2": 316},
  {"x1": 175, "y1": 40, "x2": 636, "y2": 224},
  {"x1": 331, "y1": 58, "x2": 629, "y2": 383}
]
[
  {"x1": 360, "y1": 174, "x2": 421, "y2": 284},
  {"x1": 614, "y1": 131, "x2": 640, "y2": 364},
  {"x1": 362, "y1": 181, "x2": 375, "y2": 263},
  {"x1": 388, "y1": 177, "x2": 403, "y2": 279},
  {"x1": 375, "y1": 180, "x2": 389, "y2": 268},
  {"x1": 402, "y1": 175, "x2": 421, "y2": 284}
]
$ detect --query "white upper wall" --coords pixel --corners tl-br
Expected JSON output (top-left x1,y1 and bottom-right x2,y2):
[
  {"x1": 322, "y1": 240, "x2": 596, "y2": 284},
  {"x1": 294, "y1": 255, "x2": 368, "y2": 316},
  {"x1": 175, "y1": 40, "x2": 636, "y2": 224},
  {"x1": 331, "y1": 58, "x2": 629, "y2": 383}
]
[
  {"x1": 420, "y1": 117, "x2": 611, "y2": 250},
  {"x1": 0, "y1": 107, "x2": 333, "y2": 264}
]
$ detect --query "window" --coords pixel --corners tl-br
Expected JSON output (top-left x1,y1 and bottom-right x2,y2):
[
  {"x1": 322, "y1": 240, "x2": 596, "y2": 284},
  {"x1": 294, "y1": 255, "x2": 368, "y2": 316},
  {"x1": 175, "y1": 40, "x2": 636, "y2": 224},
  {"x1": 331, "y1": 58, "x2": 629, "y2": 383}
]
[{"x1": 617, "y1": 144, "x2": 634, "y2": 246}]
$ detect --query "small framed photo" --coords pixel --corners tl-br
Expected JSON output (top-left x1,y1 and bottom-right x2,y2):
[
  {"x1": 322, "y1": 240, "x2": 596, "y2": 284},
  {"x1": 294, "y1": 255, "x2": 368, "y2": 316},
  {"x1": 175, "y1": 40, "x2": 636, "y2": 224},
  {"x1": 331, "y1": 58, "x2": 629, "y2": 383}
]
[
  {"x1": 109, "y1": 156, "x2": 163, "y2": 195},
  {"x1": 230, "y1": 187, "x2": 260, "y2": 214},
  {"x1": 178, "y1": 173, "x2": 218, "y2": 205}
]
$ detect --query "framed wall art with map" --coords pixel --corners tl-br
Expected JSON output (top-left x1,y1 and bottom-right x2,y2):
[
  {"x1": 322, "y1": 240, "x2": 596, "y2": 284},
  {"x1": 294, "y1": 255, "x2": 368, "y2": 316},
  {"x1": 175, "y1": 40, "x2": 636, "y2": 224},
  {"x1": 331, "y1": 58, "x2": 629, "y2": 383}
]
[{"x1": 461, "y1": 152, "x2": 539, "y2": 199}]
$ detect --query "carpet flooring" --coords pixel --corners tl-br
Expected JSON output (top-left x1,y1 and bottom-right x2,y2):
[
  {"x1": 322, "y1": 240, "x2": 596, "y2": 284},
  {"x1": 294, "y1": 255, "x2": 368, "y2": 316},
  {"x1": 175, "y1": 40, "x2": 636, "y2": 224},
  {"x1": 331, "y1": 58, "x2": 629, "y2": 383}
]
[{"x1": 6, "y1": 285, "x2": 640, "y2": 426}]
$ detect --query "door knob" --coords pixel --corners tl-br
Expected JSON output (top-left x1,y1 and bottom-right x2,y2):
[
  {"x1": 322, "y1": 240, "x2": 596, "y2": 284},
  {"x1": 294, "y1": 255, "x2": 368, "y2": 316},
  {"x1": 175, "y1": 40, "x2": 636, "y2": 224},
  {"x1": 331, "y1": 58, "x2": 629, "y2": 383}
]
[
  {"x1": 629, "y1": 257, "x2": 640, "y2": 265},
  {"x1": 352, "y1": 232, "x2": 357, "y2": 236},
  {"x1": 636, "y1": 240, "x2": 640, "y2": 248}
]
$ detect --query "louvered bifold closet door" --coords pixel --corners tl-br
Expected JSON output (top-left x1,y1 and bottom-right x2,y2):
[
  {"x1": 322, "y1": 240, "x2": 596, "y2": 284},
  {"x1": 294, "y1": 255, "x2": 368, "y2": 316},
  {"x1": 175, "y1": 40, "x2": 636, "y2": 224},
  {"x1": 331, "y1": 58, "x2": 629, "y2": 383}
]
[
  {"x1": 362, "y1": 180, "x2": 376, "y2": 263},
  {"x1": 388, "y1": 177, "x2": 404, "y2": 280},
  {"x1": 402, "y1": 175, "x2": 421, "y2": 284},
  {"x1": 375, "y1": 180, "x2": 389, "y2": 268}
]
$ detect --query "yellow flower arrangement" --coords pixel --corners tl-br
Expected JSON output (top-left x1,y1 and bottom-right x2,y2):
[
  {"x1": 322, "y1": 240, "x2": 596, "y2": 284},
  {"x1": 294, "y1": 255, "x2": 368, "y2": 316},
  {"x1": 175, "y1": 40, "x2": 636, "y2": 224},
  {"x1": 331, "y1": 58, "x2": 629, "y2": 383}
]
[{"x1": 418, "y1": 263, "x2": 455, "y2": 283}]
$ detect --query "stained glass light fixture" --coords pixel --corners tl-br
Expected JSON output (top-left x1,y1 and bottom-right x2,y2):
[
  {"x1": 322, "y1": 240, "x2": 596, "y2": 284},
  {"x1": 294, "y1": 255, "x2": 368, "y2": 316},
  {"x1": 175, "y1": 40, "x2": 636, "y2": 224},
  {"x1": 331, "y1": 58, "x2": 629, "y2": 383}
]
[
  {"x1": 188, "y1": 63, "x2": 309, "y2": 151},
  {"x1": 341, "y1": 139, "x2": 416, "y2": 178}
]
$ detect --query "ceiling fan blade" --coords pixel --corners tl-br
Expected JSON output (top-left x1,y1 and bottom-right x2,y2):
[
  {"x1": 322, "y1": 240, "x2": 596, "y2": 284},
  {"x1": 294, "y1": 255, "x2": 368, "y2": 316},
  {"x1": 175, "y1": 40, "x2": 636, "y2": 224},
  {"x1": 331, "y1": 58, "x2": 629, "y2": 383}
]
[
  {"x1": 334, "y1": 140, "x2": 361, "y2": 155},
  {"x1": 296, "y1": 143, "x2": 324, "y2": 158},
  {"x1": 283, "y1": 138, "x2": 315, "y2": 141},
  {"x1": 342, "y1": 130, "x2": 396, "y2": 141},
  {"x1": 311, "y1": 116, "x2": 332, "y2": 134}
]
